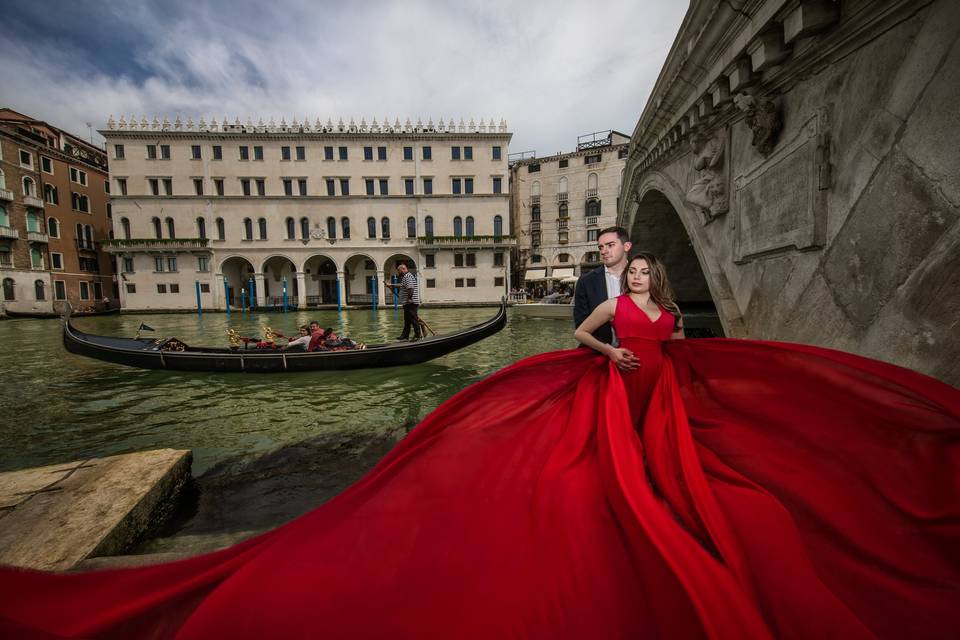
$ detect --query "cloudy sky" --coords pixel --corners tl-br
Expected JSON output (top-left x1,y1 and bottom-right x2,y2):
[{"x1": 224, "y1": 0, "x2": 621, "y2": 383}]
[{"x1": 0, "y1": 0, "x2": 686, "y2": 155}]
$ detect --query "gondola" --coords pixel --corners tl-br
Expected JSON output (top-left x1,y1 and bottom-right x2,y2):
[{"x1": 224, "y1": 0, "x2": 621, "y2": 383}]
[{"x1": 61, "y1": 301, "x2": 507, "y2": 373}]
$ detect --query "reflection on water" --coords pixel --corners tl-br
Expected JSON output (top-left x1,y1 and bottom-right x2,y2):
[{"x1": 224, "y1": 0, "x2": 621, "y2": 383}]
[{"x1": 0, "y1": 308, "x2": 578, "y2": 474}]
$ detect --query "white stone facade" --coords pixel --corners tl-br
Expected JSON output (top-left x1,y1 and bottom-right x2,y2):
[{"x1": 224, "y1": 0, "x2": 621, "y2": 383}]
[
  {"x1": 509, "y1": 132, "x2": 628, "y2": 285},
  {"x1": 100, "y1": 116, "x2": 513, "y2": 310}
]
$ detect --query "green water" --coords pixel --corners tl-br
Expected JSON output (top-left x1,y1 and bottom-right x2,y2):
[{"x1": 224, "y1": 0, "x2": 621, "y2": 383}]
[{"x1": 0, "y1": 308, "x2": 578, "y2": 475}]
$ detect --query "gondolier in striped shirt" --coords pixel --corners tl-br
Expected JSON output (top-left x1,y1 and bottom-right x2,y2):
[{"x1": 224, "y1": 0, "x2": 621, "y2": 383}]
[{"x1": 386, "y1": 263, "x2": 423, "y2": 341}]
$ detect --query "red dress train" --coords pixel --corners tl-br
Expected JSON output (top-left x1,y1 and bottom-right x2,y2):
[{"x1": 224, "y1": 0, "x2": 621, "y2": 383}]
[{"x1": 1, "y1": 295, "x2": 958, "y2": 639}]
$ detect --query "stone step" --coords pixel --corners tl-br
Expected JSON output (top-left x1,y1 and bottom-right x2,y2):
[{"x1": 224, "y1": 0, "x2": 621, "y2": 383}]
[
  {"x1": 75, "y1": 530, "x2": 263, "y2": 571},
  {"x1": 0, "y1": 449, "x2": 192, "y2": 571}
]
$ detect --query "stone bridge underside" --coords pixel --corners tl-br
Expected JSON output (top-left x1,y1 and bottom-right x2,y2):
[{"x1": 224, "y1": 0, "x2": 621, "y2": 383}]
[{"x1": 619, "y1": 0, "x2": 960, "y2": 385}]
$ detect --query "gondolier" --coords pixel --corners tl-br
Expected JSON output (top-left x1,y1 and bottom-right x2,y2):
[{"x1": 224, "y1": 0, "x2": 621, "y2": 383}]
[{"x1": 386, "y1": 263, "x2": 422, "y2": 341}]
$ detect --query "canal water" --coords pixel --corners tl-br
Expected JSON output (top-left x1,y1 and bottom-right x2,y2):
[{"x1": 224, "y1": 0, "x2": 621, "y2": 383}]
[{"x1": 0, "y1": 307, "x2": 581, "y2": 475}]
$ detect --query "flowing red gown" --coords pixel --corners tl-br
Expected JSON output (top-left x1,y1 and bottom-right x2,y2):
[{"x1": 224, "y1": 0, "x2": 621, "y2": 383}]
[{"x1": 2, "y1": 295, "x2": 959, "y2": 639}]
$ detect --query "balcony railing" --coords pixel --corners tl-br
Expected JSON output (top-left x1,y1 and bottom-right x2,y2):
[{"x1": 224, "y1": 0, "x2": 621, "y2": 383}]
[
  {"x1": 585, "y1": 188, "x2": 598, "y2": 198},
  {"x1": 531, "y1": 234, "x2": 541, "y2": 246},
  {"x1": 100, "y1": 237, "x2": 210, "y2": 253},
  {"x1": 586, "y1": 216, "x2": 599, "y2": 227},
  {"x1": 557, "y1": 219, "x2": 569, "y2": 230},
  {"x1": 530, "y1": 221, "x2": 541, "y2": 231},
  {"x1": 76, "y1": 239, "x2": 97, "y2": 251},
  {"x1": 0, "y1": 188, "x2": 13, "y2": 201},
  {"x1": 27, "y1": 231, "x2": 49, "y2": 243},
  {"x1": 0, "y1": 258, "x2": 13, "y2": 268},
  {"x1": 417, "y1": 235, "x2": 516, "y2": 247},
  {"x1": 0, "y1": 226, "x2": 19, "y2": 239},
  {"x1": 556, "y1": 192, "x2": 568, "y2": 203},
  {"x1": 530, "y1": 195, "x2": 541, "y2": 206},
  {"x1": 23, "y1": 195, "x2": 44, "y2": 209}
]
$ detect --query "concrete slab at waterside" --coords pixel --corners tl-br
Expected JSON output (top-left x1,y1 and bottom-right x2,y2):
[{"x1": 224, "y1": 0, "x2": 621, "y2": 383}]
[{"x1": 0, "y1": 449, "x2": 192, "y2": 571}]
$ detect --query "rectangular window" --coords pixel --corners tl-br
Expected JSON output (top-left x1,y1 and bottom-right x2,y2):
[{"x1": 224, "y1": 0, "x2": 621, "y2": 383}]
[
  {"x1": 170, "y1": 283, "x2": 180, "y2": 294},
  {"x1": 296, "y1": 146, "x2": 305, "y2": 161},
  {"x1": 126, "y1": 283, "x2": 136, "y2": 294},
  {"x1": 467, "y1": 278, "x2": 476, "y2": 287},
  {"x1": 559, "y1": 158, "x2": 568, "y2": 168},
  {"x1": 160, "y1": 145, "x2": 170, "y2": 159},
  {"x1": 117, "y1": 178, "x2": 127, "y2": 195},
  {"x1": 464, "y1": 178, "x2": 473, "y2": 194},
  {"x1": 423, "y1": 178, "x2": 433, "y2": 195},
  {"x1": 200, "y1": 283, "x2": 210, "y2": 293},
  {"x1": 426, "y1": 279, "x2": 436, "y2": 288},
  {"x1": 214, "y1": 178, "x2": 224, "y2": 196},
  {"x1": 493, "y1": 177, "x2": 502, "y2": 194},
  {"x1": 618, "y1": 147, "x2": 628, "y2": 159},
  {"x1": 239, "y1": 145, "x2": 249, "y2": 160},
  {"x1": 455, "y1": 278, "x2": 464, "y2": 288},
  {"x1": 149, "y1": 178, "x2": 159, "y2": 195},
  {"x1": 123, "y1": 257, "x2": 134, "y2": 272},
  {"x1": 466, "y1": 253, "x2": 476, "y2": 267},
  {"x1": 54, "y1": 280, "x2": 66, "y2": 300},
  {"x1": 104, "y1": 179, "x2": 110, "y2": 193},
  {"x1": 364, "y1": 146, "x2": 373, "y2": 161},
  {"x1": 167, "y1": 257, "x2": 178, "y2": 272},
  {"x1": 241, "y1": 179, "x2": 251, "y2": 196},
  {"x1": 155, "y1": 256, "x2": 165, "y2": 272},
  {"x1": 339, "y1": 178, "x2": 349, "y2": 196},
  {"x1": 464, "y1": 146, "x2": 473, "y2": 160},
  {"x1": 18, "y1": 149, "x2": 32, "y2": 167},
  {"x1": 492, "y1": 146, "x2": 501, "y2": 161},
  {"x1": 494, "y1": 276, "x2": 504, "y2": 287},
  {"x1": 79, "y1": 282, "x2": 90, "y2": 299},
  {"x1": 585, "y1": 154, "x2": 601, "y2": 165},
  {"x1": 256, "y1": 179, "x2": 265, "y2": 196},
  {"x1": 51, "y1": 253, "x2": 63, "y2": 269},
  {"x1": 198, "y1": 256, "x2": 209, "y2": 272},
  {"x1": 452, "y1": 178, "x2": 461, "y2": 195},
  {"x1": 114, "y1": 144, "x2": 125, "y2": 159},
  {"x1": 298, "y1": 179, "x2": 307, "y2": 196},
  {"x1": 451, "y1": 146, "x2": 461, "y2": 160},
  {"x1": 162, "y1": 178, "x2": 172, "y2": 195},
  {"x1": 425, "y1": 254, "x2": 435, "y2": 268},
  {"x1": 146, "y1": 144, "x2": 157, "y2": 159},
  {"x1": 338, "y1": 146, "x2": 348, "y2": 160},
  {"x1": 213, "y1": 145, "x2": 223, "y2": 160},
  {"x1": 191, "y1": 145, "x2": 202, "y2": 160},
  {"x1": 193, "y1": 178, "x2": 204, "y2": 196},
  {"x1": 365, "y1": 179, "x2": 375, "y2": 196},
  {"x1": 41, "y1": 156, "x2": 53, "y2": 173},
  {"x1": 379, "y1": 179, "x2": 388, "y2": 195},
  {"x1": 253, "y1": 146, "x2": 263, "y2": 161},
  {"x1": 283, "y1": 179, "x2": 293, "y2": 196},
  {"x1": 528, "y1": 164, "x2": 540, "y2": 173},
  {"x1": 422, "y1": 146, "x2": 432, "y2": 160},
  {"x1": 494, "y1": 252, "x2": 504, "y2": 267},
  {"x1": 454, "y1": 254, "x2": 464, "y2": 267},
  {"x1": 587, "y1": 229, "x2": 599, "y2": 242},
  {"x1": 70, "y1": 167, "x2": 87, "y2": 185},
  {"x1": 326, "y1": 179, "x2": 336, "y2": 196},
  {"x1": 377, "y1": 146, "x2": 387, "y2": 161},
  {"x1": 403, "y1": 146, "x2": 413, "y2": 161},
  {"x1": 156, "y1": 284, "x2": 167, "y2": 294},
  {"x1": 93, "y1": 282, "x2": 103, "y2": 299},
  {"x1": 404, "y1": 179, "x2": 414, "y2": 195},
  {"x1": 324, "y1": 146, "x2": 334, "y2": 160},
  {"x1": 281, "y1": 146, "x2": 291, "y2": 161}
]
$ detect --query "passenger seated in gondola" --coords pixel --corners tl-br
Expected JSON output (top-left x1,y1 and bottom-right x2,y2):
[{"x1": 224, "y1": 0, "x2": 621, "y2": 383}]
[
  {"x1": 283, "y1": 326, "x2": 311, "y2": 351},
  {"x1": 307, "y1": 323, "x2": 325, "y2": 352}
]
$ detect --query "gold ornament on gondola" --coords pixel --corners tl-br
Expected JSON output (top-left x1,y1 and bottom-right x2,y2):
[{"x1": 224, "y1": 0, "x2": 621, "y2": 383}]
[
  {"x1": 226, "y1": 328, "x2": 243, "y2": 348},
  {"x1": 262, "y1": 326, "x2": 279, "y2": 343}
]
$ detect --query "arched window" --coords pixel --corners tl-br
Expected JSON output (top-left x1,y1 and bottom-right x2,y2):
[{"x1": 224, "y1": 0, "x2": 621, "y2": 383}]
[
  {"x1": 300, "y1": 217, "x2": 310, "y2": 239},
  {"x1": 424, "y1": 215, "x2": 434, "y2": 237},
  {"x1": 243, "y1": 218, "x2": 253, "y2": 240},
  {"x1": 26, "y1": 211, "x2": 40, "y2": 233},
  {"x1": 286, "y1": 217, "x2": 295, "y2": 239},
  {"x1": 216, "y1": 217, "x2": 225, "y2": 240},
  {"x1": 258, "y1": 217, "x2": 267, "y2": 240},
  {"x1": 84, "y1": 225, "x2": 93, "y2": 246},
  {"x1": 44, "y1": 184, "x2": 57, "y2": 205},
  {"x1": 406, "y1": 216, "x2": 416, "y2": 238},
  {"x1": 558, "y1": 176, "x2": 568, "y2": 194},
  {"x1": 586, "y1": 200, "x2": 600, "y2": 217},
  {"x1": 587, "y1": 172, "x2": 598, "y2": 191},
  {"x1": 166, "y1": 217, "x2": 176, "y2": 238},
  {"x1": 196, "y1": 217, "x2": 206, "y2": 239},
  {"x1": 341, "y1": 217, "x2": 350, "y2": 239},
  {"x1": 381, "y1": 217, "x2": 390, "y2": 238},
  {"x1": 465, "y1": 216, "x2": 475, "y2": 237},
  {"x1": 367, "y1": 217, "x2": 376, "y2": 238},
  {"x1": 22, "y1": 176, "x2": 36, "y2": 196},
  {"x1": 121, "y1": 217, "x2": 131, "y2": 239},
  {"x1": 0, "y1": 204, "x2": 7, "y2": 227},
  {"x1": 557, "y1": 253, "x2": 572, "y2": 263},
  {"x1": 327, "y1": 216, "x2": 337, "y2": 239},
  {"x1": 453, "y1": 216, "x2": 462, "y2": 237},
  {"x1": 34, "y1": 280, "x2": 45, "y2": 301},
  {"x1": 0, "y1": 169, "x2": 5, "y2": 191},
  {"x1": 493, "y1": 215, "x2": 503, "y2": 237},
  {"x1": 559, "y1": 203, "x2": 568, "y2": 218},
  {"x1": 2, "y1": 278, "x2": 14, "y2": 301},
  {"x1": 47, "y1": 217, "x2": 59, "y2": 238},
  {"x1": 75, "y1": 223, "x2": 83, "y2": 242}
]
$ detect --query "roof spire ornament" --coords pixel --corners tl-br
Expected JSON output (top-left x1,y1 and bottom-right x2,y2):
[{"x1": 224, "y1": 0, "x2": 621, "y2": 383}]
[
  {"x1": 107, "y1": 115, "x2": 116, "y2": 130},
  {"x1": 174, "y1": 115, "x2": 182, "y2": 130}
]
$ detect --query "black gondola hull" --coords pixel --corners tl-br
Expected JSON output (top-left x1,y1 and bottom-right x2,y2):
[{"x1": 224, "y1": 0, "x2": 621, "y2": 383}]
[{"x1": 62, "y1": 303, "x2": 507, "y2": 373}]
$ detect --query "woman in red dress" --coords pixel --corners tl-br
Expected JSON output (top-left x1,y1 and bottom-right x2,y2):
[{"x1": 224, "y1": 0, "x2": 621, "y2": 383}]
[{"x1": 1, "y1": 254, "x2": 958, "y2": 639}]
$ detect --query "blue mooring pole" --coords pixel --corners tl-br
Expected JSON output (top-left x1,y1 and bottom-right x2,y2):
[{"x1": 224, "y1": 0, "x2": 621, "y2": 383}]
[
  {"x1": 241, "y1": 288, "x2": 247, "y2": 313},
  {"x1": 282, "y1": 278, "x2": 288, "y2": 313},
  {"x1": 248, "y1": 277, "x2": 255, "y2": 309},
  {"x1": 224, "y1": 281, "x2": 231, "y2": 316},
  {"x1": 195, "y1": 281, "x2": 202, "y2": 317},
  {"x1": 391, "y1": 274, "x2": 399, "y2": 310},
  {"x1": 371, "y1": 276, "x2": 378, "y2": 311},
  {"x1": 336, "y1": 277, "x2": 342, "y2": 312}
]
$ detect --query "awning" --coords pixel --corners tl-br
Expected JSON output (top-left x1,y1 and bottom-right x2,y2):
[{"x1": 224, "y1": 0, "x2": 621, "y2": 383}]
[
  {"x1": 551, "y1": 268, "x2": 575, "y2": 279},
  {"x1": 524, "y1": 268, "x2": 547, "y2": 281}
]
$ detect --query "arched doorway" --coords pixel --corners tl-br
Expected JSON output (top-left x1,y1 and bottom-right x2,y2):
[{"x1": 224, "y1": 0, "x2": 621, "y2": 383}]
[
  {"x1": 220, "y1": 256, "x2": 255, "y2": 307},
  {"x1": 262, "y1": 255, "x2": 297, "y2": 306},
  {"x1": 343, "y1": 254, "x2": 378, "y2": 304},
  {"x1": 303, "y1": 254, "x2": 339, "y2": 306},
  {"x1": 383, "y1": 253, "x2": 417, "y2": 304}
]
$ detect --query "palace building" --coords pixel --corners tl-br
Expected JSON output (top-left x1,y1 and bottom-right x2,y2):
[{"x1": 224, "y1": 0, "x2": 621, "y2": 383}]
[
  {"x1": 509, "y1": 131, "x2": 629, "y2": 288},
  {"x1": 99, "y1": 115, "x2": 513, "y2": 311}
]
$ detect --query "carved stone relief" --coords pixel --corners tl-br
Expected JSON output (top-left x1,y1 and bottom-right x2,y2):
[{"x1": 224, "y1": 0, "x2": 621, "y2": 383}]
[
  {"x1": 684, "y1": 127, "x2": 729, "y2": 223},
  {"x1": 733, "y1": 94, "x2": 782, "y2": 155}
]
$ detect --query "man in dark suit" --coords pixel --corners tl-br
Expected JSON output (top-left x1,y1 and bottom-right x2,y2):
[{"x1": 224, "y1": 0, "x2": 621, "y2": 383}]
[{"x1": 574, "y1": 226, "x2": 633, "y2": 346}]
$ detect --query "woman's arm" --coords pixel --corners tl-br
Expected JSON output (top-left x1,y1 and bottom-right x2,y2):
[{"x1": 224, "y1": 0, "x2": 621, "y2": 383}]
[
  {"x1": 574, "y1": 300, "x2": 639, "y2": 370},
  {"x1": 671, "y1": 315, "x2": 685, "y2": 340}
]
